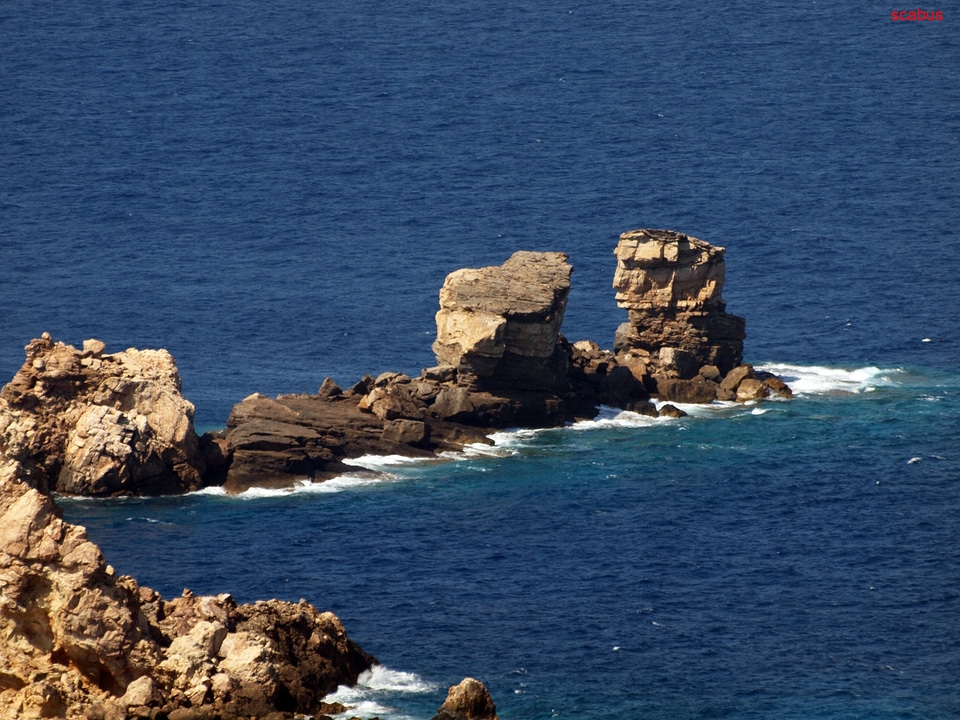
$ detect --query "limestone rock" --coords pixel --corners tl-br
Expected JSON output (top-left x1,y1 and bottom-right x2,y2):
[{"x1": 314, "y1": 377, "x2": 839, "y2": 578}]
[
  {"x1": 0, "y1": 335, "x2": 205, "y2": 496},
  {"x1": 431, "y1": 677, "x2": 499, "y2": 720},
  {"x1": 433, "y1": 251, "x2": 572, "y2": 391},
  {"x1": 0, "y1": 457, "x2": 376, "y2": 718},
  {"x1": 381, "y1": 419, "x2": 430, "y2": 446},
  {"x1": 736, "y1": 378, "x2": 771, "y2": 402},
  {"x1": 612, "y1": 229, "x2": 746, "y2": 375},
  {"x1": 656, "y1": 377, "x2": 718, "y2": 404},
  {"x1": 0, "y1": 460, "x2": 162, "y2": 716}
]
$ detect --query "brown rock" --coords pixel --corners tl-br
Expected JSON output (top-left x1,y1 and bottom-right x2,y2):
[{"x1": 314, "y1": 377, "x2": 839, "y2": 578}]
[
  {"x1": 597, "y1": 365, "x2": 647, "y2": 408},
  {"x1": 655, "y1": 377, "x2": 718, "y2": 404},
  {"x1": 317, "y1": 377, "x2": 343, "y2": 399},
  {"x1": 658, "y1": 403, "x2": 688, "y2": 418},
  {"x1": 421, "y1": 365, "x2": 457, "y2": 383},
  {"x1": 0, "y1": 457, "x2": 376, "y2": 718},
  {"x1": 431, "y1": 386, "x2": 477, "y2": 422},
  {"x1": 719, "y1": 364, "x2": 755, "y2": 393},
  {"x1": 698, "y1": 364, "x2": 722, "y2": 383},
  {"x1": 433, "y1": 251, "x2": 572, "y2": 391},
  {"x1": 0, "y1": 336, "x2": 206, "y2": 496},
  {"x1": 381, "y1": 419, "x2": 430, "y2": 446},
  {"x1": 431, "y1": 677, "x2": 498, "y2": 720},
  {"x1": 612, "y1": 229, "x2": 746, "y2": 374},
  {"x1": 658, "y1": 347, "x2": 700, "y2": 380},
  {"x1": 759, "y1": 374, "x2": 794, "y2": 399},
  {"x1": 736, "y1": 378, "x2": 771, "y2": 402}
]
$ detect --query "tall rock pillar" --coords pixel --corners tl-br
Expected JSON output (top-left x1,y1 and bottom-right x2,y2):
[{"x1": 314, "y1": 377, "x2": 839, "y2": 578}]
[{"x1": 612, "y1": 229, "x2": 745, "y2": 375}]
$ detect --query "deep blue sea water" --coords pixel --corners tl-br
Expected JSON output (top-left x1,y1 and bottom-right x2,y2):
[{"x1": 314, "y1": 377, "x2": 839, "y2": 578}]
[{"x1": 2, "y1": 1, "x2": 959, "y2": 718}]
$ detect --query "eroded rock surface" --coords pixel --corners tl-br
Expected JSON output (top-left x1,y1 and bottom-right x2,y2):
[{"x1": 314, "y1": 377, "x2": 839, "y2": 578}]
[
  {"x1": 612, "y1": 229, "x2": 747, "y2": 375},
  {"x1": 433, "y1": 251, "x2": 572, "y2": 391},
  {"x1": 0, "y1": 458, "x2": 375, "y2": 718},
  {"x1": 431, "y1": 677, "x2": 499, "y2": 720},
  {"x1": 0, "y1": 335, "x2": 206, "y2": 496}
]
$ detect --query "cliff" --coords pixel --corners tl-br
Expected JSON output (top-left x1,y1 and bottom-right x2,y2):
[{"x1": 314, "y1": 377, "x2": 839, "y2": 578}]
[{"x1": 0, "y1": 457, "x2": 375, "y2": 718}]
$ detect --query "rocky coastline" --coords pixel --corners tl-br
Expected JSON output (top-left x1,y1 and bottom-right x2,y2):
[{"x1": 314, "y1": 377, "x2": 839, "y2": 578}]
[
  {"x1": 0, "y1": 229, "x2": 791, "y2": 717},
  {"x1": 1, "y1": 229, "x2": 791, "y2": 499}
]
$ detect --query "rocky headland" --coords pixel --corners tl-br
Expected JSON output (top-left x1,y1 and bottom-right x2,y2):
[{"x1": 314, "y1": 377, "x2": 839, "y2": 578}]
[
  {"x1": 0, "y1": 455, "x2": 377, "y2": 718},
  {"x1": 0, "y1": 228, "x2": 791, "y2": 717},
  {"x1": 1, "y1": 229, "x2": 791, "y2": 498}
]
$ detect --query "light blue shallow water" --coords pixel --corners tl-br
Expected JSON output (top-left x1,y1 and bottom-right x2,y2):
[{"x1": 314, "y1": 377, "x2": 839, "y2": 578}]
[{"x1": 3, "y1": 1, "x2": 959, "y2": 717}]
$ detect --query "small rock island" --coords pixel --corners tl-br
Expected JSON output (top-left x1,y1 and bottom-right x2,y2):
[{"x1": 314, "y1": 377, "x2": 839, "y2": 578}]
[{"x1": 0, "y1": 229, "x2": 791, "y2": 717}]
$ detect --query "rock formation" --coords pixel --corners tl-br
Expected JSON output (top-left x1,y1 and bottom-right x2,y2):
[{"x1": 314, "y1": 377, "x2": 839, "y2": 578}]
[
  {"x1": 0, "y1": 234, "x2": 792, "y2": 496},
  {"x1": 612, "y1": 229, "x2": 746, "y2": 375},
  {"x1": 431, "y1": 677, "x2": 499, "y2": 720},
  {"x1": 0, "y1": 334, "x2": 207, "y2": 496},
  {"x1": 609, "y1": 229, "x2": 792, "y2": 405},
  {"x1": 433, "y1": 251, "x2": 572, "y2": 392},
  {"x1": 0, "y1": 457, "x2": 375, "y2": 718}
]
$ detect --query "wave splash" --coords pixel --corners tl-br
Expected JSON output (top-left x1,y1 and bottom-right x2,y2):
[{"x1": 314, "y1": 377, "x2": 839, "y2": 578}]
[
  {"x1": 755, "y1": 363, "x2": 902, "y2": 395},
  {"x1": 325, "y1": 665, "x2": 437, "y2": 719}
]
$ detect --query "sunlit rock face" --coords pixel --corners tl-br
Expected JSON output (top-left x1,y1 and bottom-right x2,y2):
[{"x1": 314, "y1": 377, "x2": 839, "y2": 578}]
[
  {"x1": 612, "y1": 229, "x2": 746, "y2": 375},
  {"x1": 433, "y1": 251, "x2": 573, "y2": 392}
]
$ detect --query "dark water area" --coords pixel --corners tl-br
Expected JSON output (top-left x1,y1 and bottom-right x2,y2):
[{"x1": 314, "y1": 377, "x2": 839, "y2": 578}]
[
  {"x1": 62, "y1": 373, "x2": 960, "y2": 720},
  {"x1": 3, "y1": 1, "x2": 960, "y2": 718},
  {"x1": 3, "y1": 0, "x2": 958, "y2": 428}
]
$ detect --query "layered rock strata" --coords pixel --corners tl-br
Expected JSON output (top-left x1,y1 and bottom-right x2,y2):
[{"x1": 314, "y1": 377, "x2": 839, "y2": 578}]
[
  {"x1": 612, "y1": 229, "x2": 746, "y2": 375},
  {"x1": 0, "y1": 458, "x2": 375, "y2": 718},
  {"x1": 433, "y1": 251, "x2": 572, "y2": 392},
  {"x1": 0, "y1": 234, "x2": 791, "y2": 496},
  {"x1": 0, "y1": 334, "x2": 207, "y2": 496}
]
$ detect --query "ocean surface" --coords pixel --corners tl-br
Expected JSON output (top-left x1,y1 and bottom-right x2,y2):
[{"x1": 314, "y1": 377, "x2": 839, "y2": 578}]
[{"x1": 2, "y1": 1, "x2": 959, "y2": 718}]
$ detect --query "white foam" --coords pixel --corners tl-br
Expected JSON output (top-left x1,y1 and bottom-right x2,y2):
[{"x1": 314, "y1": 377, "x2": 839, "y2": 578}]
[
  {"x1": 352, "y1": 665, "x2": 437, "y2": 693},
  {"x1": 125, "y1": 516, "x2": 173, "y2": 525},
  {"x1": 325, "y1": 665, "x2": 436, "y2": 719},
  {"x1": 568, "y1": 406, "x2": 663, "y2": 431},
  {"x1": 342, "y1": 454, "x2": 436, "y2": 471},
  {"x1": 188, "y1": 475, "x2": 401, "y2": 499},
  {"x1": 755, "y1": 363, "x2": 902, "y2": 396}
]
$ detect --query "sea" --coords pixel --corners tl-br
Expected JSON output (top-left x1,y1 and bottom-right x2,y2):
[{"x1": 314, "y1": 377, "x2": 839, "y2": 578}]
[{"x1": 2, "y1": 1, "x2": 959, "y2": 718}]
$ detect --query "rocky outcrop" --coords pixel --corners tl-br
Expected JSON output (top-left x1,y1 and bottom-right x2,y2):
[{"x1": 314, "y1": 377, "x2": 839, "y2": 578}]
[
  {"x1": 0, "y1": 334, "x2": 206, "y2": 496},
  {"x1": 612, "y1": 229, "x2": 746, "y2": 375},
  {"x1": 0, "y1": 458, "x2": 375, "y2": 718},
  {"x1": 219, "y1": 370, "x2": 577, "y2": 492},
  {"x1": 433, "y1": 251, "x2": 572, "y2": 392},
  {"x1": 0, "y1": 234, "x2": 792, "y2": 496},
  {"x1": 431, "y1": 677, "x2": 499, "y2": 720},
  {"x1": 608, "y1": 229, "x2": 792, "y2": 405}
]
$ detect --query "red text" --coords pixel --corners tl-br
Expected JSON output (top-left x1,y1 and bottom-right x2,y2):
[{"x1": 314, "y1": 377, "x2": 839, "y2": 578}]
[{"x1": 891, "y1": 9, "x2": 944, "y2": 20}]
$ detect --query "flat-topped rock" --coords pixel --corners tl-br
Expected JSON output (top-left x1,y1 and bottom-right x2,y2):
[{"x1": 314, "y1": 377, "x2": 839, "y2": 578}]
[{"x1": 433, "y1": 251, "x2": 572, "y2": 391}]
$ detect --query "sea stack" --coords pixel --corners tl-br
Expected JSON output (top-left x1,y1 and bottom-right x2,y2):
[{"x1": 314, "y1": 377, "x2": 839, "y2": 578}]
[
  {"x1": 433, "y1": 250, "x2": 572, "y2": 392},
  {"x1": 612, "y1": 229, "x2": 746, "y2": 375}
]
